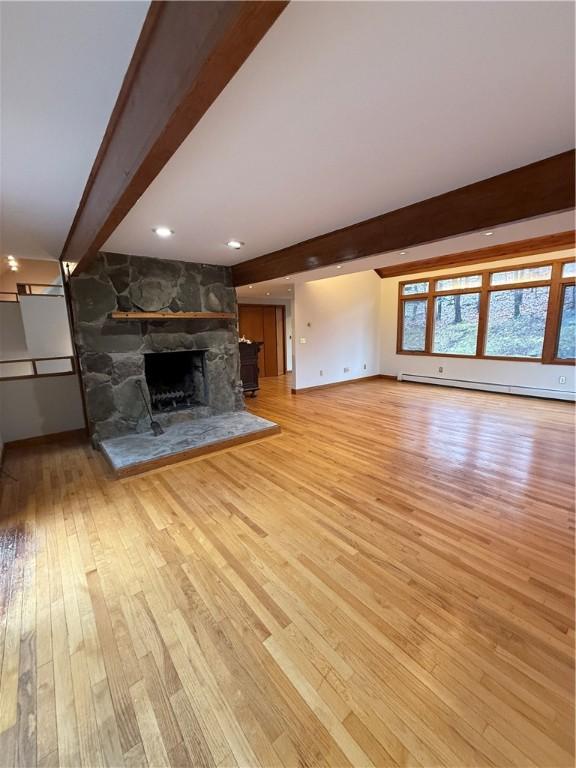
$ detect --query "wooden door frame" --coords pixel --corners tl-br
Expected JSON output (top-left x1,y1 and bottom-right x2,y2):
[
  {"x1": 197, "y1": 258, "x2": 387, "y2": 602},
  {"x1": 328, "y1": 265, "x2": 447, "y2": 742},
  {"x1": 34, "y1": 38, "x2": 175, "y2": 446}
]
[{"x1": 279, "y1": 304, "x2": 287, "y2": 375}]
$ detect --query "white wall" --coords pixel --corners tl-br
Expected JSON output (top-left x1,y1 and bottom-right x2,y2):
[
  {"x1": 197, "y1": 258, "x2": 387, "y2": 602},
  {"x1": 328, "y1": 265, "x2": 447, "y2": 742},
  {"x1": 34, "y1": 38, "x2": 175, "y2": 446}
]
[
  {"x1": 380, "y1": 250, "x2": 575, "y2": 396},
  {"x1": 237, "y1": 297, "x2": 294, "y2": 371},
  {"x1": 286, "y1": 300, "x2": 293, "y2": 372},
  {"x1": 0, "y1": 303, "x2": 28, "y2": 359},
  {"x1": 293, "y1": 271, "x2": 381, "y2": 389},
  {"x1": 19, "y1": 295, "x2": 73, "y2": 358},
  {"x1": 0, "y1": 294, "x2": 85, "y2": 442},
  {"x1": 0, "y1": 376, "x2": 85, "y2": 443}
]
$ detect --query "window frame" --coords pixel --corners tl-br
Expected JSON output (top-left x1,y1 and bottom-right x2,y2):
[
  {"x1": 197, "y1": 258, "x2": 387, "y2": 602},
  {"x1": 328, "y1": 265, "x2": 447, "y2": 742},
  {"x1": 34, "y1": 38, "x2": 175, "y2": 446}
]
[
  {"x1": 399, "y1": 296, "x2": 428, "y2": 352},
  {"x1": 396, "y1": 256, "x2": 575, "y2": 364}
]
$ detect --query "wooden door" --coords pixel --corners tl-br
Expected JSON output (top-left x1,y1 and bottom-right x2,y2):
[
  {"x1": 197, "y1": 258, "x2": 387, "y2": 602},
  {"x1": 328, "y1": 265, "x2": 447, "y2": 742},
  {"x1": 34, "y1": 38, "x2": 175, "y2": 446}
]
[
  {"x1": 262, "y1": 306, "x2": 278, "y2": 377},
  {"x1": 238, "y1": 304, "x2": 285, "y2": 377},
  {"x1": 238, "y1": 304, "x2": 264, "y2": 376},
  {"x1": 238, "y1": 305, "x2": 265, "y2": 374}
]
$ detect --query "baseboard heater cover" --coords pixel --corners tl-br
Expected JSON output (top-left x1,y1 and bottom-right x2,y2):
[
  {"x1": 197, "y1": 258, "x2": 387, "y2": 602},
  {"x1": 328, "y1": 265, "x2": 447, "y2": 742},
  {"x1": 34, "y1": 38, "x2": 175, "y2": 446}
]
[{"x1": 397, "y1": 373, "x2": 575, "y2": 401}]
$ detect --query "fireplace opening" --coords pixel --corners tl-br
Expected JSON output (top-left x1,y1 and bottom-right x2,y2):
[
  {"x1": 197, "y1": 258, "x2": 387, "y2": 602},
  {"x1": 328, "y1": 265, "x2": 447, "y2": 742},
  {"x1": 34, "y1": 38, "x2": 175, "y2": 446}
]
[{"x1": 144, "y1": 350, "x2": 207, "y2": 413}]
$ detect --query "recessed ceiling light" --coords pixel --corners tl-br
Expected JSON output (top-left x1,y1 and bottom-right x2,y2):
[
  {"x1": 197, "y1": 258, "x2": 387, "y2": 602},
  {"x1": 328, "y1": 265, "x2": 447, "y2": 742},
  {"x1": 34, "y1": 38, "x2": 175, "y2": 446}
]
[
  {"x1": 227, "y1": 240, "x2": 244, "y2": 249},
  {"x1": 153, "y1": 226, "x2": 174, "y2": 238},
  {"x1": 400, "y1": 251, "x2": 407, "y2": 256},
  {"x1": 484, "y1": 231, "x2": 494, "y2": 236},
  {"x1": 248, "y1": 285, "x2": 253, "y2": 289},
  {"x1": 336, "y1": 265, "x2": 342, "y2": 269},
  {"x1": 265, "y1": 292, "x2": 271, "y2": 296}
]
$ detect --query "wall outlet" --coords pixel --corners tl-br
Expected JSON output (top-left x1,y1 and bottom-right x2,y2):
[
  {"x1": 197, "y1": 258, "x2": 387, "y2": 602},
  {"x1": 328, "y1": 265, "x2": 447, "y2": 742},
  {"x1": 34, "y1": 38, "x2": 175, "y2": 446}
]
[
  {"x1": 299, "y1": 337, "x2": 307, "y2": 344},
  {"x1": 363, "y1": 363, "x2": 367, "y2": 370},
  {"x1": 344, "y1": 367, "x2": 350, "y2": 373},
  {"x1": 438, "y1": 366, "x2": 444, "y2": 373},
  {"x1": 559, "y1": 375, "x2": 567, "y2": 384},
  {"x1": 319, "y1": 369, "x2": 323, "y2": 376}
]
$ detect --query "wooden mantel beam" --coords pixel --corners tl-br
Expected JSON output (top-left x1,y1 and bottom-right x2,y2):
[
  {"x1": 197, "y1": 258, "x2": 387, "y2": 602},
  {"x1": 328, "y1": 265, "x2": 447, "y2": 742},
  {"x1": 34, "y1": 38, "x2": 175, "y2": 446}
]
[
  {"x1": 111, "y1": 311, "x2": 235, "y2": 320},
  {"x1": 231, "y1": 150, "x2": 575, "y2": 286},
  {"x1": 61, "y1": 1, "x2": 288, "y2": 274}
]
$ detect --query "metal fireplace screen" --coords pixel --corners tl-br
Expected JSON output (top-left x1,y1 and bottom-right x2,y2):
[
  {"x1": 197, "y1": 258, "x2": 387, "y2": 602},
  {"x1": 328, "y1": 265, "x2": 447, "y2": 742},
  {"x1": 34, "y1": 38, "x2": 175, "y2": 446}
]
[{"x1": 144, "y1": 350, "x2": 207, "y2": 413}]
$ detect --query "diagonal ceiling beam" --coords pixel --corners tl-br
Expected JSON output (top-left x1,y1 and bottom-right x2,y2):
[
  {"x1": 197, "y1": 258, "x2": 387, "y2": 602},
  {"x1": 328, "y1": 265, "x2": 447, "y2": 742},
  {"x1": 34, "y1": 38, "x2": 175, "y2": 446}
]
[
  {"x1": 61, "y1": 0, "x2": 289, "y2": 273},
  {"x1": 231, "y1": 150, "x2": 575, "y2": 286}
]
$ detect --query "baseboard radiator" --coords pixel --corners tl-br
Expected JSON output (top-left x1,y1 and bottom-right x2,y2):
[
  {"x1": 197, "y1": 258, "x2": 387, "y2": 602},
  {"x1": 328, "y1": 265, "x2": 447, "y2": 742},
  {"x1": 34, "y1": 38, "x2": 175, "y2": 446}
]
[{"x1": 397, "y1": 373, "x2": 575, "y2": 402}]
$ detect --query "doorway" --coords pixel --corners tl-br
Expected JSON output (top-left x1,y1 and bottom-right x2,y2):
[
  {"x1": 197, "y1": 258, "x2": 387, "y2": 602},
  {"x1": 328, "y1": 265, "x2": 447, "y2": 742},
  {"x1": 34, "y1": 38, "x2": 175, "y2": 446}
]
[{"x1": 238, "y1": 304, "x2": 286, "y2": 377}]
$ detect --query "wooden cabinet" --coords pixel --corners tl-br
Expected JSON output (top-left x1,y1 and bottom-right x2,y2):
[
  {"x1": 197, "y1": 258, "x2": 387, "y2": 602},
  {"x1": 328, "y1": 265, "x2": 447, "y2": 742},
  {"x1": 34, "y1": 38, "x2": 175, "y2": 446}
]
[
  {"x1": 239, "y1": 341, "x2": 262, "y2": 396},
  {"x1": 238, "y1": 304, "x2": 286, "y2": 377}
]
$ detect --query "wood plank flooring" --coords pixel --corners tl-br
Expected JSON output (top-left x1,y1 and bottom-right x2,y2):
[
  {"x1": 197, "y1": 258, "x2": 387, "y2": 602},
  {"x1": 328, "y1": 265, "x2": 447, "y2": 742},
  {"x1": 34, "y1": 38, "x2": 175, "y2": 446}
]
[{"x1": 0, "y1": 375, "x2": 574, "y2": 767}]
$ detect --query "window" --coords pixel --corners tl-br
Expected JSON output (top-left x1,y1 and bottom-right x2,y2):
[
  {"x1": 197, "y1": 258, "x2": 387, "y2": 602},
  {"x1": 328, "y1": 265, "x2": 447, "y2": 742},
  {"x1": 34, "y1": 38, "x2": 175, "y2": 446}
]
[
  {"x1": 485, "y1": 287, "x2": 549, "y2": 358},
  {"x1": 490, "y1": 265, "x2": 552, "y2": 285},
  {"x1": 397, "y1": 256, "x2": 575, "y2": 364},
  {"x1": 433, "y1": 293, "x2": 480, "y2": 355},
  {"x1": 402, "y1": 281, "x2": 429, "y2": 295},
  {"x1": 401, "y1": 299, "x2": 427, "y2": 351},
  {"x1": 436, "y1": 275, "x2": 481, "y2": 291},
  {"x1": 556, "y1": 285, "x2": 575, "y2": 360}
]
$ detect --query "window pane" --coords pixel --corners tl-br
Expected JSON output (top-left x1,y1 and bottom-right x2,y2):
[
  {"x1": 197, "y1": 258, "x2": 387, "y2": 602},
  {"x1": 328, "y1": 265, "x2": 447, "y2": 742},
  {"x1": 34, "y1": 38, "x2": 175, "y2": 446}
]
[
  {"x1": 557, "y1": 285, "x2": 575, "y2": 359},
  {"x1": 562, "y1": 262, "x2": 576, "y2": 278},
  {"x1": 435, "y1": 275, "x2": 481, "y2": 291},
  {"x1": 490, "y1": 265, "x2": 551, "y2": 285},
  {"x1": 402, "y1": 281, "x2": 428, "y2": 295},
  {"x1": 485, "y1": 287, "x2": 550, "y2": 358},
  {"x1": 432, "y1": 293, "x2": 480, "y2": 355},
  {"x1": 401, "y1": 299, "x2": 427, "y2": 351}
]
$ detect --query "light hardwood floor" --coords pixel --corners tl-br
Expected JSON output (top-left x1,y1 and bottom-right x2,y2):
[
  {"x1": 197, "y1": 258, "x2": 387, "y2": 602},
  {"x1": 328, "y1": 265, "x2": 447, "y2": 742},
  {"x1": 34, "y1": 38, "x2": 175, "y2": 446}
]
[{"x1": 0, "y1": 375, "x2": 574, "y2": 767}]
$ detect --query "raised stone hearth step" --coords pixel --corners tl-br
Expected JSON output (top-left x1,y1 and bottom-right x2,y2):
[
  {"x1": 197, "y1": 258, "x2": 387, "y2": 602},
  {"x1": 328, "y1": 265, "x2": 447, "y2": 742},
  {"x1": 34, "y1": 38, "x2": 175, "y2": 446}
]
[{"x1": 100, "y1": 411, "x2": 280, "y2": 478}]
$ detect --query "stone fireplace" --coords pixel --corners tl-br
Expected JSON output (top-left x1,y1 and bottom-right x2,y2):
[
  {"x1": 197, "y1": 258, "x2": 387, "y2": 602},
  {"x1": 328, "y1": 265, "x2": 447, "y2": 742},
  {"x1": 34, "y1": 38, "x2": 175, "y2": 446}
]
[
  {"x1": 144, "y1": 350, "x2": 207, "y2": 413},
  {"x1": 69, "y1": 252, "x2": 244, "y2": 444}
]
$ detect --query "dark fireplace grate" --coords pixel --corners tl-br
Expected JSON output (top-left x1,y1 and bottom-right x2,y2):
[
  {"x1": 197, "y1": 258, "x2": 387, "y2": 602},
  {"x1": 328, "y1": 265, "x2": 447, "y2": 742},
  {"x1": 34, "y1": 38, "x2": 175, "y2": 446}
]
[{"x1": 144, "y1": 350, "x2": 207, "y2": 414}]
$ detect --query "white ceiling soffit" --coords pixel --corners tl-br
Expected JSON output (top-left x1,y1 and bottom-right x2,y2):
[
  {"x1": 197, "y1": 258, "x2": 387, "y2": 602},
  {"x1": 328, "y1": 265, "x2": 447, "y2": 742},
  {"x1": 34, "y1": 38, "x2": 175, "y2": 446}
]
[
  {"x1": 105, "y1": 1, "x2": 575, "y2": 266},
  {"x1": 234, "y1": 210, "x2": 576, "y2": 298},
  {"x1": 0, "y1": 1, "x2": 149, "y2": 261}
]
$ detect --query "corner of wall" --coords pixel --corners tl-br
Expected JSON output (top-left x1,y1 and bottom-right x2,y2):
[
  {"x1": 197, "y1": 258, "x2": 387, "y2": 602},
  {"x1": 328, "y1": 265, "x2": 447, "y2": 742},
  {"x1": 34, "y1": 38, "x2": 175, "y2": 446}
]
[{"x1": 292, "y1": 270, "x2": 382, "y2": 390}]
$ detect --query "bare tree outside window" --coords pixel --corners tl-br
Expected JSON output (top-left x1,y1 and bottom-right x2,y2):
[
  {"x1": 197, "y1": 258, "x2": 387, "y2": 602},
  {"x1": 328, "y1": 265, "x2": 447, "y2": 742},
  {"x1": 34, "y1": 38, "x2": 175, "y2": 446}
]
[
  {"x1": 433, "y1": 293, "x2": 479, "y2": 355},
  {"x1": 485, "y1": 287, "x2": 549, "y2": 357},
  {"x1": 557, "y1": 285, "x2": 575, "y2": 359},
  {"x1": 398, "y1": 259, "x2": 574, "y2": 363},
  {"x1": 401, "y1": 299, "x2": 426, "y2": 351}
]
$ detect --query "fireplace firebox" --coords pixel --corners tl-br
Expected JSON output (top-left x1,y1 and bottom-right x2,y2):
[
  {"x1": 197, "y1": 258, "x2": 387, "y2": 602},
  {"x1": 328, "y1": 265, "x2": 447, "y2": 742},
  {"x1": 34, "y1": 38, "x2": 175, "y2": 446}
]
[{"x1": 144, "y1": 350, "x2": 207, "y2": 413}]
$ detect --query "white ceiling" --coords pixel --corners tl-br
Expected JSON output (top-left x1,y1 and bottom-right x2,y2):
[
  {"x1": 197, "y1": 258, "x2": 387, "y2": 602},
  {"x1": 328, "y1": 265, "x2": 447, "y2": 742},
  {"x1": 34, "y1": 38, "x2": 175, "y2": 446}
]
[
  {"x1": 237, "y1": 281, "x2": 294, "y2": 301},
  {"x1": 105, "y1": 0, "x2": 575, "y2": 267},
  {"x1": 0, "y1": 1, "x2": 149, "y2": 261}
]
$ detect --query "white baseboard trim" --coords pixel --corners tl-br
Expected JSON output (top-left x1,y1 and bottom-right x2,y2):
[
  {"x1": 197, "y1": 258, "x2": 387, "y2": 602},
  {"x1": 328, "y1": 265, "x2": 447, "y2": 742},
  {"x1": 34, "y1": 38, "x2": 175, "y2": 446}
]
[{"x1": 397, "y1": 373, "x2": 575, "y2": 401}]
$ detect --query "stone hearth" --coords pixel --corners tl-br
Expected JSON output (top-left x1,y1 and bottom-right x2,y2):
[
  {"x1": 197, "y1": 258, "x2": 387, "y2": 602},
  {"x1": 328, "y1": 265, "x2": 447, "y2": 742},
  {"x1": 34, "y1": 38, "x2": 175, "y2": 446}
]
[
  {"x1": 100, "y1": 411, "x2": 280, "y2": 477},
  {"x1": 70, "y1": 252, "x2": 244, "y2": 443}
]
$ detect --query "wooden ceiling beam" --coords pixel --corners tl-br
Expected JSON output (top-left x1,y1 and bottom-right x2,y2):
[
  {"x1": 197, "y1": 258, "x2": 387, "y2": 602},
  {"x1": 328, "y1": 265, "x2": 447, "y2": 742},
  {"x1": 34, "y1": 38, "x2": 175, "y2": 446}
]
[
  {"x1": 374, "y1": 230, "x2": 575, "y2": 278},
  {"x1": 61, "y1": 0, "x2": 288, "y2": 273},
  {"x1": 231, "y1": 150, "x2": 575, "y2": 285}
]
